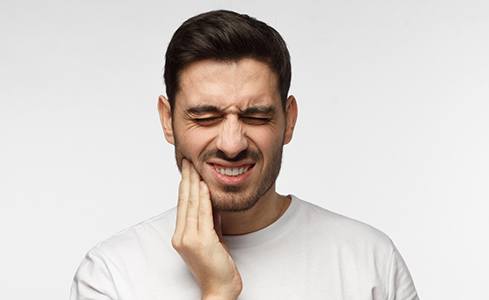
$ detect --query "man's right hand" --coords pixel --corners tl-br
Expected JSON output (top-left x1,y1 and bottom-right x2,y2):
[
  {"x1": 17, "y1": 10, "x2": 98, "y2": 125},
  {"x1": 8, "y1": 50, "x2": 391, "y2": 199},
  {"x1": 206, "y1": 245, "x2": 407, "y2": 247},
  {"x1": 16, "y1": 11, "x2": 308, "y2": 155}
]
[{"x1": 171, "y1": 159, "x2": 243, "y2": 300}]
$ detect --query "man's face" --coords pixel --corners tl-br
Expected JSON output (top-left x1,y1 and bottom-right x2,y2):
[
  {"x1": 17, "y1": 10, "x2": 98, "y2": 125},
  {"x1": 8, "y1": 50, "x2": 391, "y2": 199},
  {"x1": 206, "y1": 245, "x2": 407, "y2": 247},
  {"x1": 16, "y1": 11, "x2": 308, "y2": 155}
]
[{"x1": 159, "y1": 58, "x2": 297, "y2": 212}]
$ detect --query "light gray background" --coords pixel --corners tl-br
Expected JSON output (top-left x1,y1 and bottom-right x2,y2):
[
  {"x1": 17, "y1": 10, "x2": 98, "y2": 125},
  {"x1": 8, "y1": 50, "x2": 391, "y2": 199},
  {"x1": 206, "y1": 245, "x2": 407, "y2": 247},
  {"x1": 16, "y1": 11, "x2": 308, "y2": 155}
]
[{"x1": 1, "y1": 0, "x2": 488, "y2": 299}]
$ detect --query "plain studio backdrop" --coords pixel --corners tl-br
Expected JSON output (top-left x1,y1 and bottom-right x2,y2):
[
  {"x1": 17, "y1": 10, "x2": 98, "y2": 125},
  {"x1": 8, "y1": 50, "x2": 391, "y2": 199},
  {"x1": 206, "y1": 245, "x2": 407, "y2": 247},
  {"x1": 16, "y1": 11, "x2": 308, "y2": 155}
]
[{"x1": 1, "y1": 0, "x2": 488, "y2": 299}]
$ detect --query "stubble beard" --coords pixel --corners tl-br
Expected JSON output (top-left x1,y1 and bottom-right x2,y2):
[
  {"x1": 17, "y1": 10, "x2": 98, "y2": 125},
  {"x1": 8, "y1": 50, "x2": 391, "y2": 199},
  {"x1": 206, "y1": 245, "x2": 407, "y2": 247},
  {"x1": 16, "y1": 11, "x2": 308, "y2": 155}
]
[{"x1": 173, "y1": 140, "x2": 284, "y2": 213}]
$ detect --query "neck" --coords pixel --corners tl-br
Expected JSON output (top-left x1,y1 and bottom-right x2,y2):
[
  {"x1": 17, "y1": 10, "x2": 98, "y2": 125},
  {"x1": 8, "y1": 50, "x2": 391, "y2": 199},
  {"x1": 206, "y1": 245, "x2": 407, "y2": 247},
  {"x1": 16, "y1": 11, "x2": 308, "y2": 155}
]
[{"x1": 218, "y1": 185, "x2": 291, "y2": 235}]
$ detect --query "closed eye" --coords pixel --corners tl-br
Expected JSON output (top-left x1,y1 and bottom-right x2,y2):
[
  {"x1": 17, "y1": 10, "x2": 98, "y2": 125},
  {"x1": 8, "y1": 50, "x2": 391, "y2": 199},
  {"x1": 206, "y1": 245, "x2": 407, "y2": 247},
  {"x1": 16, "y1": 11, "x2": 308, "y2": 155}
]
[
  {"x1": 193, "y1": 116, "x2": 222, "y2": 126},
  {"x1": 241, "y1": 117, "x2": 271, "y2": 125},
  {"x1": 193, "y1": 116, "x2": 271, "y2": 126}
]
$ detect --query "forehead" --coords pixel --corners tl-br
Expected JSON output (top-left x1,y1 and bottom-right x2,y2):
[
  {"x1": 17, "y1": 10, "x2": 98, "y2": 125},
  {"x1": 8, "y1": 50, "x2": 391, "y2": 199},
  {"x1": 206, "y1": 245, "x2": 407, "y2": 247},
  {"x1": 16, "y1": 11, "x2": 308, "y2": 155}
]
[{"x1": 176, "y1": 58, "x2": 280, "y2": 110}]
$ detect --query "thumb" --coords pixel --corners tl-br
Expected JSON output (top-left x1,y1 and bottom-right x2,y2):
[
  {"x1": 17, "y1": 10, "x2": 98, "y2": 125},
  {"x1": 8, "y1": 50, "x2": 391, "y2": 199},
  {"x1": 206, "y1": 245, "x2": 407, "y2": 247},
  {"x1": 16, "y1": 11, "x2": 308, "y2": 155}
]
[
  {"x1": 213, "y1": 208, "x2": 224, "y2": 242},
  {"x1": 213, "y1": 209, "x2": 231, "y2": 253}
]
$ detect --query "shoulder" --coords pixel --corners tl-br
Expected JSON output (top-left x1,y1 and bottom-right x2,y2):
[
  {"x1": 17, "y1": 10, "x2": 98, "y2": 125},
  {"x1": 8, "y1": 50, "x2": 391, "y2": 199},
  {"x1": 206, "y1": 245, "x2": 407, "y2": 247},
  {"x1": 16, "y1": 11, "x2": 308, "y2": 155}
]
[
  {"x1": 293, "y1": 197, "x2": 418, "y2": 296},
  {"x1": 71, "y1": 208, "x2": 179, "y2": 298},
  {"x1": 295, "y1": 197, "x2": 396, "y2": 252},
  {"x1": 90, "y1": 207, "x2": 178, "y2": 259}
]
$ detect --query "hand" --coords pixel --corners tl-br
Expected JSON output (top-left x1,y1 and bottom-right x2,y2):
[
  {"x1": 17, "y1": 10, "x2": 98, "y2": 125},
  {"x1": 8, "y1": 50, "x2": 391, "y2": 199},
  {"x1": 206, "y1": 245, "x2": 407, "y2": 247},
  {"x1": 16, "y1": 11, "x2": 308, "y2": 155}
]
[{"x1": 171, "y1": 159, "x2": 243, "y2": 299}]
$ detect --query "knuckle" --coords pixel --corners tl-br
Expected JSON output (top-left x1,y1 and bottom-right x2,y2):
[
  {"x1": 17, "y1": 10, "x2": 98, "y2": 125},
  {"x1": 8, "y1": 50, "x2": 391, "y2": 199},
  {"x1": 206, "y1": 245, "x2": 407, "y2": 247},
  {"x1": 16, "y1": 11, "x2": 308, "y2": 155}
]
[
  {"x1": 171, "y1": 236, "x2": 181, "y2": 249},
  {"x1": 181, "y1": 234, "x2": 196, "y2": 247}
]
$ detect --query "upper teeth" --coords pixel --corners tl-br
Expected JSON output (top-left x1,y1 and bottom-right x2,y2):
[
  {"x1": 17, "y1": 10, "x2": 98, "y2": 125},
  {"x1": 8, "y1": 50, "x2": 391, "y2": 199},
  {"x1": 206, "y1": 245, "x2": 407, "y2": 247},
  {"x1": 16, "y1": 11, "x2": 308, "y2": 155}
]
[{"x1": 216, "y1": 166, "x2": 250, "y2": 176}]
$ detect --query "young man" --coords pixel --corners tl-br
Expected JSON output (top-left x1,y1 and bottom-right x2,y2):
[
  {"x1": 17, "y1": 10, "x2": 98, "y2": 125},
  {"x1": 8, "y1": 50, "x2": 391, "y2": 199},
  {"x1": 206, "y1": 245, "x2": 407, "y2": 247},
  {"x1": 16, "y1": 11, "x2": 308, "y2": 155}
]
[{"x1": 71, "y1": 10, "x2": 419, "y2": 300}]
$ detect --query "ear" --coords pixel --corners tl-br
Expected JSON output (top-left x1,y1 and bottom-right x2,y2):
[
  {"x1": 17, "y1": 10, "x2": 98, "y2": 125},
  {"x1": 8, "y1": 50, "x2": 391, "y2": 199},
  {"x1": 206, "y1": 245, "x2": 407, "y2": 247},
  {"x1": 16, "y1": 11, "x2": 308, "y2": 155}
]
[
  {"x1": 157, "y1": 95, "x2": 175, "y2": 145},
  {"x1": 283, "y1": 95, "x2": 298, "y2": 145}
]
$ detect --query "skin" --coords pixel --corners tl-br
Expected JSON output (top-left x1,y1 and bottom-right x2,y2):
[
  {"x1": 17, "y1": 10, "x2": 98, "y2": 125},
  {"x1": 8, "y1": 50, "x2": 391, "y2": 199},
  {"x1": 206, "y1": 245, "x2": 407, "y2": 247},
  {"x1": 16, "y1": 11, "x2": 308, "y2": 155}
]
[{"x1": 157, "y1": 58, "x2": 298, "y2": 299}]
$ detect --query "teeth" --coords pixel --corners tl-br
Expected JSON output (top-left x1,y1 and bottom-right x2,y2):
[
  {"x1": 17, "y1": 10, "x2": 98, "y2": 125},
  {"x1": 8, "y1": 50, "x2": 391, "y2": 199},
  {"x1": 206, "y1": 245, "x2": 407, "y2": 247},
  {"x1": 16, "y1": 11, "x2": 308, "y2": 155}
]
[{"x1": 216, "y1": 166, "x2": 250, "y2": 176}]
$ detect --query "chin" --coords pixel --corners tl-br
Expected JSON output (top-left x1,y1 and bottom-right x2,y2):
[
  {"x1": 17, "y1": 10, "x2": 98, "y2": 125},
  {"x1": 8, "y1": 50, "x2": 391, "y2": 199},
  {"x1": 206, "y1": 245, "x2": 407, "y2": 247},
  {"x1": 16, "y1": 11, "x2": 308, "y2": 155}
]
[{"x1": 208, "y1": 187, "x2": 261, "y2": 212}]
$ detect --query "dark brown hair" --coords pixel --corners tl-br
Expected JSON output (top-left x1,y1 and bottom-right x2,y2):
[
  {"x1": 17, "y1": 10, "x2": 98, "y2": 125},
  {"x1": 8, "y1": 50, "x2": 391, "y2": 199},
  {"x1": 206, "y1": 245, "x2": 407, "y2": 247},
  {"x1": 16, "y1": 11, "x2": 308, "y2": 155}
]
[{"x1": 164, "y1": 10, "x2": 291, "y2": 112}]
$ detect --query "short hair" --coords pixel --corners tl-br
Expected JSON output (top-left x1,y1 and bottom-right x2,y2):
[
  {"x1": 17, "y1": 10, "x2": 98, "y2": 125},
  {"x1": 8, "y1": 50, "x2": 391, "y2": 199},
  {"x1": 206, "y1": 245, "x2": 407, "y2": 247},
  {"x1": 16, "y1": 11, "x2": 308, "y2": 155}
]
[{"x1": 164, "y1": 10, "x2": 292, "y2": 112}]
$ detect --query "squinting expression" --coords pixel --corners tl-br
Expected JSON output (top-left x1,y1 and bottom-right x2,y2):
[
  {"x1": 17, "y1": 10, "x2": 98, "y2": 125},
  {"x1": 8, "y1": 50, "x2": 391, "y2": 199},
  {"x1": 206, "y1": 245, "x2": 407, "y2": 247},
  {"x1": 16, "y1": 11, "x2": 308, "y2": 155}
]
[{"x1": 162, "y1": 58, "x2": 296, "y2": 212}]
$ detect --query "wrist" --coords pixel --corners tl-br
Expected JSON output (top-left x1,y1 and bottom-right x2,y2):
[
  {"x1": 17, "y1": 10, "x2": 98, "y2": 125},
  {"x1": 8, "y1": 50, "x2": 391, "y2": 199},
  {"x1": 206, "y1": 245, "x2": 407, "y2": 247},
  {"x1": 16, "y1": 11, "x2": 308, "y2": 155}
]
[
  {"x1": 201, "y1": 279, "x2": 242, "y2": 300},
  {"x1": 202, "y1": 294, "x2": 238, "y2": 300},
  {"x1": 202, "y1": 288, "x2": 241, "y2": 300}
]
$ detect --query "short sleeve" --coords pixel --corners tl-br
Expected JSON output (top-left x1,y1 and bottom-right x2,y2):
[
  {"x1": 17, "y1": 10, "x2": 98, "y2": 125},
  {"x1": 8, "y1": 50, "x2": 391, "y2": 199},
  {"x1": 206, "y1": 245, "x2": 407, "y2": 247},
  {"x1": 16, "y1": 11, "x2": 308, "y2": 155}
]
[
  {"x1": 387, "y1": 246, "x2": 419, "y2": 300},
  {"x1": 70, "y1": 247, "x2": 119, "y2": 300}
]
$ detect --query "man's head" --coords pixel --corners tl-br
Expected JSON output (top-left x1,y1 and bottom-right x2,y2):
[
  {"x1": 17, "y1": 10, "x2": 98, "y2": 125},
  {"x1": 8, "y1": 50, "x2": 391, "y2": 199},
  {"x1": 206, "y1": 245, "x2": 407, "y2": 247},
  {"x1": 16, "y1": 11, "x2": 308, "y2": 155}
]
[
  {"x1": 164, "y1": 10, "x2": 291, "y2": 112},
  {"x1": 158, "y1": 10, "x2": 297, "y2": 212}
]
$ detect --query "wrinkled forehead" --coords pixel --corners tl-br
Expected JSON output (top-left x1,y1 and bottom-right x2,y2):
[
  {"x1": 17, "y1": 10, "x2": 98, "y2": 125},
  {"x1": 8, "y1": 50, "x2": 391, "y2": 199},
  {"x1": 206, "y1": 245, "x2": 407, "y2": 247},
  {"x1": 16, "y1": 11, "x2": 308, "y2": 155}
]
[{"x1": 175, "y1": 58, "x2": 281, "y2": 111}]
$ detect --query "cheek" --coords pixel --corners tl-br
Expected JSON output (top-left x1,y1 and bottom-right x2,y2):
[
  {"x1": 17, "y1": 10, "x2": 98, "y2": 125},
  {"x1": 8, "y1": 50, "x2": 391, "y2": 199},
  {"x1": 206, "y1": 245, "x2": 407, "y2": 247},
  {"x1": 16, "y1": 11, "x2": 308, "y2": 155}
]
[
  {"x1": 247, "y1": 127, "x2": 284, "y2": 154},
  {"x1": 177, "y1": 129, "x2": 215, "y2": 157}
]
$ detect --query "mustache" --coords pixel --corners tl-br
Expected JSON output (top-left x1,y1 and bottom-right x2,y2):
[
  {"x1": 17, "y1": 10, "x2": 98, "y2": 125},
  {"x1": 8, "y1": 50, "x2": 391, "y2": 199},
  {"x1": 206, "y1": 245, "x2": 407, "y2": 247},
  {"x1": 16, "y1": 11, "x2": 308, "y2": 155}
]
[{"x1": 202, "y1": 149, "x2": 260, "y2": 162}]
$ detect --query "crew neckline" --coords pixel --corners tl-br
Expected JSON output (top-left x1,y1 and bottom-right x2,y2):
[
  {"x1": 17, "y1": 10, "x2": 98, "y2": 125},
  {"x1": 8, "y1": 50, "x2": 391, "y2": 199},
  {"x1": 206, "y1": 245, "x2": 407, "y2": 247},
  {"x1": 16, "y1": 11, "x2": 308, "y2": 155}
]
[{"x1": 223, "y1": 194, "x2": 301, "y2": 249}]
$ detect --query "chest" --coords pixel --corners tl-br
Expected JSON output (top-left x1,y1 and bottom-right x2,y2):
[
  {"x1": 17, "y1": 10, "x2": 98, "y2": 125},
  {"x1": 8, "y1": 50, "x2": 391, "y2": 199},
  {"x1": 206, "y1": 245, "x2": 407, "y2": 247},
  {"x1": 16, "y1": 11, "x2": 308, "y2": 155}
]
[{"x1": 116, "y1": 238, "x2": 387, "y2": 300}]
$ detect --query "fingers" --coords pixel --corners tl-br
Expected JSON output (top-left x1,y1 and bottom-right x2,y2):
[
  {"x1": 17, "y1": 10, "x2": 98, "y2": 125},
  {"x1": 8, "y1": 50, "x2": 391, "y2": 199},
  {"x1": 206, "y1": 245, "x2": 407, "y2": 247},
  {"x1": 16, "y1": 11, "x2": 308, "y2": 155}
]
[
  {"x1": 174, "y1": 158, "x2": 190, "y2": 238},
  {"x1": 213, "y1": 209, "x2": 224, "y2": 243},
  {"x1": 174, "y1": 158, "x2": 214, "y2": 240},
  {"x1": 186, "y1": 160, "x2": 200, "y2": 232},
  {"x1": 198, "y1": 181, "x2": 214, "y2": 233}
]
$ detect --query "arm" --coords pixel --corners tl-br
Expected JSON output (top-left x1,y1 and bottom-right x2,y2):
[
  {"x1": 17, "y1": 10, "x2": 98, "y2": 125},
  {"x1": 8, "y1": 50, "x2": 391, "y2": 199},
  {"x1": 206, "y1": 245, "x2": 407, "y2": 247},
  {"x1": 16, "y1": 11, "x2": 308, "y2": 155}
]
[
  {"x1": 387, "y1": 246, "x2": 419, "y2": 300},
  {"x1": 70, "y1": 247, "x2": 118, "y2": 300}
]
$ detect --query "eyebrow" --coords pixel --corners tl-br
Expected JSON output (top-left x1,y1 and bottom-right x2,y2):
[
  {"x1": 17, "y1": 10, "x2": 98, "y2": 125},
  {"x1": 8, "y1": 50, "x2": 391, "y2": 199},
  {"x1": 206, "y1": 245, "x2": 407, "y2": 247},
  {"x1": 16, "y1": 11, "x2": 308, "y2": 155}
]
[
  {"x1": 240, "y1": 105, "x2": 275, "y2": 115},
  {"x1": 186, "y1": 105, "x2": 275, "y2": 116}
]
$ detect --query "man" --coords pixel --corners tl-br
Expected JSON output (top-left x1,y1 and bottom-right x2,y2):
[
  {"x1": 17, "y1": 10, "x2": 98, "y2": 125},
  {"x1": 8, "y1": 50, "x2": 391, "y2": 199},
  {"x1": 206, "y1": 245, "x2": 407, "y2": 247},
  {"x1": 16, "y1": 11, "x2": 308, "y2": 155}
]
[{"x1": 71, "y1": 10, "x2": 419, "y2": 300}]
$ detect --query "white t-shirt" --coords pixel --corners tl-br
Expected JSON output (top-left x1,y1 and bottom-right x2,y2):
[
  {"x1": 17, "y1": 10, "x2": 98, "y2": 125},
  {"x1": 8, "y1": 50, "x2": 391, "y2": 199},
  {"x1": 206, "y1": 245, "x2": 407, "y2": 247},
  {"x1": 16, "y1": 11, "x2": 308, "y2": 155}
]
[{"x1": 70, "y1": 195, "x2": 419, "y2": 300}]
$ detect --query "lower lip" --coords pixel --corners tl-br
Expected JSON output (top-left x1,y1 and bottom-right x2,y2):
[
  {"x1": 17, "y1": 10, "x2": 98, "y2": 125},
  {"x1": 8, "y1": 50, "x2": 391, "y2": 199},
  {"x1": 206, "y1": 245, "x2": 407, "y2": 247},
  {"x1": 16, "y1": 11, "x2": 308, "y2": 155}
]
[{"x1": 209, "y1": 164, "x2": 255, "y2": 185}]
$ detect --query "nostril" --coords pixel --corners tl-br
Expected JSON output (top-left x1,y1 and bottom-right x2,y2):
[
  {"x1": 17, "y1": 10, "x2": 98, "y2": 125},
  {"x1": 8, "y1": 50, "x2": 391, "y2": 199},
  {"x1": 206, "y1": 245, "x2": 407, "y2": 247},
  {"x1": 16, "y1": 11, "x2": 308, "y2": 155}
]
[
  {"x1": 215, "y1": 149, "x2": 249, "y2": 162},
  {"x1": 217, "y1": 143, "x2": 247, "y2": 158}
]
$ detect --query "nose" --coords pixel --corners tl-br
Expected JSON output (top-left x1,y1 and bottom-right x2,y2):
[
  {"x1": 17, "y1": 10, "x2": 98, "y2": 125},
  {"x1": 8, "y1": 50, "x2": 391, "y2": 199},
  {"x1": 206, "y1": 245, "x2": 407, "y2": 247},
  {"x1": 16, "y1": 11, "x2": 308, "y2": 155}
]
[{"x1": 216, "y1": 115, "x2": 248, "y2": 158}]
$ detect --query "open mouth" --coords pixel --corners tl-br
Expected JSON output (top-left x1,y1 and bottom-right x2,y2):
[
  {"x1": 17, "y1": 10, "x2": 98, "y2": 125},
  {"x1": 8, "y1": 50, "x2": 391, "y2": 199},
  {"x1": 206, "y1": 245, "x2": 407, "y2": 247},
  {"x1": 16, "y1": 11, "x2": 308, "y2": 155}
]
[
  {"x1": 208, "y1": 163, "x2": 256, "y2": 184},
  {"x1": 213, "y1": 164, "x2": 254, "y2": 176}
]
